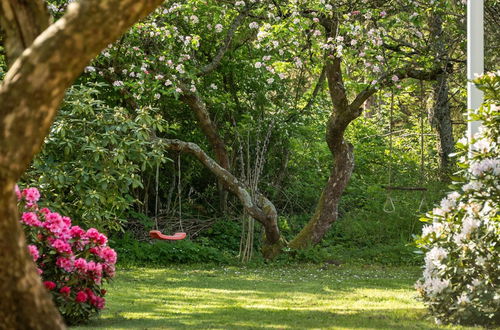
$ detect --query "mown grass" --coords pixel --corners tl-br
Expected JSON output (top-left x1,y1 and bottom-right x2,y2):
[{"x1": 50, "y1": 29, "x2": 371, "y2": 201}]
[{"x1": 74, "y1": 264, "x2": 478, "y2": 329}]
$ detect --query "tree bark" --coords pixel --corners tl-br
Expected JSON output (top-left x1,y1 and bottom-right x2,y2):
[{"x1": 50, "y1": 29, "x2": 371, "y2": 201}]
[
  {"x1": 429, "y1": 12, "x2": 454, "y2": 175},
  {"x1": 179, "y1": 86, "x2": 231, "y2": 211},
  {"x1": 289, "y1": 59, "x2": 358, "y2": 249},
  {"x1": 0, "y1": 0, "x2": 165, "y2": 328},
  {"x1": 0, "y1": 0, "x2": 50, "y2": 66},
  {"x1": 159, "y1": 138, "x2": 283, "y2": 258}
]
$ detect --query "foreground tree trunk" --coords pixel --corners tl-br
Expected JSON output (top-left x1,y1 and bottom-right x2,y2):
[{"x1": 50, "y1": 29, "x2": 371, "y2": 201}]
[
  {"x1": 0, "y1": 0, "x2": 164, "y2": 327},
  {"x1": 160, "y1": 139, "x2": 283, "y2": 258}
]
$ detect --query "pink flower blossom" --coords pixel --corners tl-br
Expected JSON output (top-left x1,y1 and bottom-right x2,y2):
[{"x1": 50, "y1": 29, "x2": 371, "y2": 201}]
[
  {"x1": 23, "y1": 188, "x2": 40, "y2": 203},
  {"x1": 56, "y1": 256, "x2": 75, "y2": 272},
  {"x1": 44, "y1": 281, "x2": 56, "y2": 290},
  {"x1": 70, "y1": 226, "x2": 85, "y2": 238},
  {"x1": 59, "y1": 286, "x2": 71, "y2": 296},
  {"x1": 97, "y1": 234, "x2": 107, "y2": 245},
  {"x1": 52, "y1": 239, "x2": 72, "y2": 254},
  {"x1": 75, "y1": 291, "x2": 88, "y2": 303},
  {"x1": 28, "y1": 245, "x2": 40, "y2": 261},
  {"x1": 15, "y1": 185, "x2": 22, "y2": 200},
  {"x1": 74, "y1": 258, "x2": 88, "y2": 272},
  {"x1": 99, "y1": 247, "x2": 118, "y2": 264},
  {"x1": 86, "y1": 228, "x2": 100, "y2": 241},
  {"x1": 21, "y1": 212, "x2": 42, "y2": 227}
]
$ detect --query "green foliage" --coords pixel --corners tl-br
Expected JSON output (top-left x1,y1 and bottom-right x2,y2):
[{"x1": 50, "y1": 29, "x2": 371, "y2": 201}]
[
  {"x1": 111, "y1": 233, "x2": 230, "y2": 265},
  {"x1": 195, "y1": 218, "x2": 242, "y2": 253},
  {"x1": 24, "y1": 83, "x2": 168, "y2": 232},
  {"x1": 415, "y1": 73, "x2": 500, "y2": 326}
]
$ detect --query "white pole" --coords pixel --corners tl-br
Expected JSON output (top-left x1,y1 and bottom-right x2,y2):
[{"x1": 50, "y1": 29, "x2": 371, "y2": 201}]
[{"x1": 467, "y1": 0, "x2": 484, "y2": 140}]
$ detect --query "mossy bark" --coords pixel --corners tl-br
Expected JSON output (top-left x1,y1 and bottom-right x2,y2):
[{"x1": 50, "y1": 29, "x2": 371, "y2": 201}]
[{"x1": 0, "y1": 0, "x2": 165, "y2": 327}]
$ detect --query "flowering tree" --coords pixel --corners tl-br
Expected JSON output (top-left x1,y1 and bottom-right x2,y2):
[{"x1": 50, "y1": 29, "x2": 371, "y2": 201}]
[
  {"x1": 57, "y1": 0, "x2": 453, "y2": 257},
  {"x1": 0, "y1": 0, "x2": 164, "y2": 328},
  {"x1": 415, "y1": 72, "x2": 499, "y2": 326}
]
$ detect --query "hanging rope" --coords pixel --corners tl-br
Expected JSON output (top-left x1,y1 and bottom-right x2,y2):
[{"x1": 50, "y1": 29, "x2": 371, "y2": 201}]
[
  {"x1": 383, "y1": 90, "x2": 396, "y2": 213},
  {"x1": 418, "y1": 80, "x2": 427, "y2": 213},
  {"x1": 177, "y1": 153, "x2": 184, "y2": 232},
  {"x1": 154, "y1": 161, "x2": 160, "y2": 230}
]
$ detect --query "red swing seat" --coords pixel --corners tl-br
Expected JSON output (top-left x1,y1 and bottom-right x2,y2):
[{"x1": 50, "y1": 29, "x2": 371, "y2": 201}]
[{"x1": 149, "y1": 230, "x2": 186, "y2": 240}]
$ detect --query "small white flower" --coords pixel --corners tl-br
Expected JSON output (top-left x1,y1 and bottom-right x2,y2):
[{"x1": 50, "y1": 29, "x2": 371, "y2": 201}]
[
  {"x1": 112, "y1": 80, "x2": 124, "y2": 87},
  {"x1": 267, "y1": 78, "x2": 274, "y2": 84}
]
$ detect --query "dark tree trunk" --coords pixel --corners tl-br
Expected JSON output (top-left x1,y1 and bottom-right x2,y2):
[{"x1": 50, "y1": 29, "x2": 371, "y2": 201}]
[
  {"x1": 0, "y1": 0, "x2": 165, "y2": 327},
  {"x1": 179, "y1": 89, "x2": 231, "y2": 211},
  {"x1": 431, "y1": 73, "x2": 454, "y2": 174},
  {"x1": 429, "y1": 10, "x2": 454, "y2": 175}
]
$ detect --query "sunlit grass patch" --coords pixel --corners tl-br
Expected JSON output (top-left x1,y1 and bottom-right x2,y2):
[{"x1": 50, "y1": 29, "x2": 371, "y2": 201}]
[{"x1": 73, "y1": 264, "x2": 478, "y2": 329}]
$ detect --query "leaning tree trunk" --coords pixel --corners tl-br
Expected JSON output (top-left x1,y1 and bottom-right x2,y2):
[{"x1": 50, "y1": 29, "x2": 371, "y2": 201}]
[
  {"x1": 289, "y1": 57, "x2": 359, "y2": 249},
  {"x1": 0, "y1": 0, "x2": 165, "y2": 328},
  {"x1": 289, "y1": 115, "x2": 355, "y2": 248},
  {"x1": 179, "y1": 89, "x2": 231, "y2": 212},
  {"x1": 159, "y1": 139, "x2": 283, "y2": 259}
]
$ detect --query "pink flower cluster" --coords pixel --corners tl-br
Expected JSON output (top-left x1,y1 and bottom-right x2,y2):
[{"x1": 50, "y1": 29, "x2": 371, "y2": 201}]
[{"x1": 17, "y1": 186, "x2": 117, "y2": 323}]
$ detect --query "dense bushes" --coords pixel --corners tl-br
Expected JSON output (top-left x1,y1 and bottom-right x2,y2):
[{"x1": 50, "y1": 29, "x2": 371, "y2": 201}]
[
  {"x1": 415, "y1": 73, "x2": 499, "y2": 326},
  {"x1": 18, "y1": 187, "x2": 117, "y2": 325},
  {"x1": 112, "y1": 233, "x2": 230, "y2": 265},
  {"x1": 24, "y1": 83, "x2": 167, "y2": 232}
]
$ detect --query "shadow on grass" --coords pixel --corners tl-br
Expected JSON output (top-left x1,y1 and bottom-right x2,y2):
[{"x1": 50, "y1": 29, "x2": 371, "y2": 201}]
[{"x1": 80, "y1": 307, "x2": 434, "y2": 329}]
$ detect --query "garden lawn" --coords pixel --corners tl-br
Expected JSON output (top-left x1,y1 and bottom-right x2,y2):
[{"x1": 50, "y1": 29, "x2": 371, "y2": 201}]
[{"x1": 73, "y1": 264, "x2": 478, "y2": 329}]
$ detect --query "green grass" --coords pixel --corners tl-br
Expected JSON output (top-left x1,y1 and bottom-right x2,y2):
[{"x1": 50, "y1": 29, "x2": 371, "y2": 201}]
[{"x1": 74, "y1": 264, "x2": 478, "y2": 329}]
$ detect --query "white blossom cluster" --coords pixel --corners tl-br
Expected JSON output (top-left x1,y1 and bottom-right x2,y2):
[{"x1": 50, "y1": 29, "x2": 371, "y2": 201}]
[{"x1": 416, "y1": 73, "x2": 499, "y2": 326}]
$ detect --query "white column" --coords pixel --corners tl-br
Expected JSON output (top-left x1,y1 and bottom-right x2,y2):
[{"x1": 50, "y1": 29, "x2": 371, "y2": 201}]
[{"x1": 467, "y1": 0, "x2": 484, "y2": 140}]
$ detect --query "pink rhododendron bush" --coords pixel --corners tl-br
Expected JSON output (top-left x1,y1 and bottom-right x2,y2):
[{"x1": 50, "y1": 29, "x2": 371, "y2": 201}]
[
  {"x1": 415, "y1": 73, "x2": 500, "y2": 326},
  {"x1": 17, "y1": 186, "x2": 117, "y2": 325}
]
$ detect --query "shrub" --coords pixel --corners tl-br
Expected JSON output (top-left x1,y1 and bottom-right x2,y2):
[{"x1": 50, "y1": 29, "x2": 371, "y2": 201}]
[
  {"x1": 415, "y1": 72, "x2": 500, "y2": 326},
  {"x1": 112, "y1": 232, "x2": 230, "y2": 265},
  {"x1": 18, "y1": 186, "x2": 117, "y2": 325},
  {"x1": 25, "y1": 83, "x2": 167, "y2": 232}
]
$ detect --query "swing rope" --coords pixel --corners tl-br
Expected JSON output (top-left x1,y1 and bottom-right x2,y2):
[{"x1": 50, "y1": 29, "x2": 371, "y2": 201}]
[
  {"x1": 417, "y1": 80, "x2": 427, "y2": 213},
  {"x1": 383, "y1": 90, "x2": 396, "y2": 213},
  {"x1": 154, "y1": 161, "x2": 160, "y2": 230},
  {"x1": 177, "y1": 153, "x2": 184, "y2": 232},
  {"x1": 149, "y1": 154, "x2": 186, "y2": 241}
]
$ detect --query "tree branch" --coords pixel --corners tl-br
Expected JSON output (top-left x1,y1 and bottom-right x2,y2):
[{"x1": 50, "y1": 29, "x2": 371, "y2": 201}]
[
  {"x1": 197, "y1": 9, "x2": 249, "y2": 76},
  {"x1": 0, "y1": 0, "x2": 165, "y2": 183},
  {"x1": 349, "y1": 66, "x2": 446, "y2": 111},
  {"x1": 158, "y1": 138, "x2": 279, "y2": 241}
]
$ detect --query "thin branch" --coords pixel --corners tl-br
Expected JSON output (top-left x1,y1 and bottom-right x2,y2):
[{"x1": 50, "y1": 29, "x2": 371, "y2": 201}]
[{"x1": 197, "y1": 9, "x2": 249, "y2": 76}]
